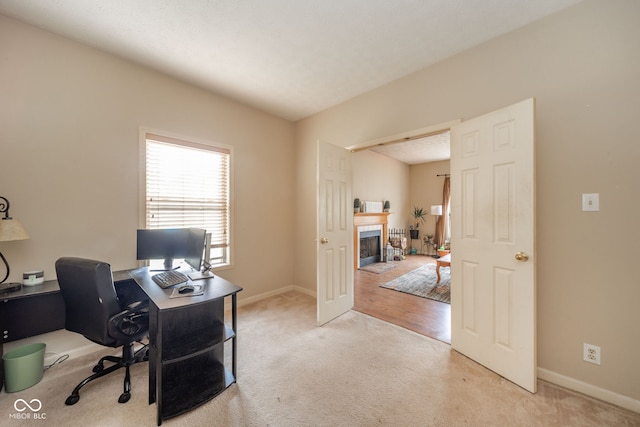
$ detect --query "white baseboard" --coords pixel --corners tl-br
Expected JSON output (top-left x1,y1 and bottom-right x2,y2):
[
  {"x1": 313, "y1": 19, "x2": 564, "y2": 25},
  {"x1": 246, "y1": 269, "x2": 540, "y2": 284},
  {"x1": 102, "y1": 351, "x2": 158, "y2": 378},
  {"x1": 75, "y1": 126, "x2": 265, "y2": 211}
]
[
  {"x1": 4, "y1": 329, "x2": 103, "y2": 366},
  {"x1": 238, "y1": 284, "x2": 315, "y2": 306},
  {"x1": 538, "y1": 367, "x2": 640, "y2": 414},
  {"x1": 225, "y1": 284, "x2": 316, "y2": 311}
]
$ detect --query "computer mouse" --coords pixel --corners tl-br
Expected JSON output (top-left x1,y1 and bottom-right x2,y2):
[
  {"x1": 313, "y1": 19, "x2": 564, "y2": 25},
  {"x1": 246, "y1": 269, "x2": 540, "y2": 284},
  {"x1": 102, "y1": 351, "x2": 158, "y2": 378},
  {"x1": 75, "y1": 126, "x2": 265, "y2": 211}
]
[{"x1": 178, "y1": 285, "x2": 195, "y2": 294}]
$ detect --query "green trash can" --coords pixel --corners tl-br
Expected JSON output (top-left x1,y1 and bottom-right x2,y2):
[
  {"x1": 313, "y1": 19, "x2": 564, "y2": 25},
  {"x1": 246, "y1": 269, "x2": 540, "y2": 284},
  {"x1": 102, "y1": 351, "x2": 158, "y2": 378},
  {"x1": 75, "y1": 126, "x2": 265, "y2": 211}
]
[{"x1": 2, "y1": 343, "x2": 46, "y2": 392}]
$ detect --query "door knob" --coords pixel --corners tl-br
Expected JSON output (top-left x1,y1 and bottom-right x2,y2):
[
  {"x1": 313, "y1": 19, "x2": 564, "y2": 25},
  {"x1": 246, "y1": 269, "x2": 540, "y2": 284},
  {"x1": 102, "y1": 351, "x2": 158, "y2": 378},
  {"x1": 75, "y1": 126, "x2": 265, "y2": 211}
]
[
  {"x1": 320, "y1": 238, "x2": 329, "y2": 244},
  {"x1": 515, "y1": 252, "x2": 529, "y2": 262}
]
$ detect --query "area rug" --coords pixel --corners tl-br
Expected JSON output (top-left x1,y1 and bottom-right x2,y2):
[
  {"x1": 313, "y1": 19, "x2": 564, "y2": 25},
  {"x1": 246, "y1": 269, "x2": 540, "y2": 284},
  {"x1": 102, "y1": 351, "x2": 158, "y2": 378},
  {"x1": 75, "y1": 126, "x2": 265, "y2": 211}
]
[
  {"x1": 380, "y1": 263, "x2": 450, "y2": 303},
  {"x1": 359, "y1": 262, "x2": 398, "y2": 274}
]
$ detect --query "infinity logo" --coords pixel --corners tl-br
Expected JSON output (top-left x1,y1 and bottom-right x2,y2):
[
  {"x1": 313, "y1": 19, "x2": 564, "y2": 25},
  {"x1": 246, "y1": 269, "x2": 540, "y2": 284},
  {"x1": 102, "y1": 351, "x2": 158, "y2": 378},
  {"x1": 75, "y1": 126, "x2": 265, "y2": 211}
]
[{"x1": 14, "y1": 398, "x2": 42, "y2": 412}]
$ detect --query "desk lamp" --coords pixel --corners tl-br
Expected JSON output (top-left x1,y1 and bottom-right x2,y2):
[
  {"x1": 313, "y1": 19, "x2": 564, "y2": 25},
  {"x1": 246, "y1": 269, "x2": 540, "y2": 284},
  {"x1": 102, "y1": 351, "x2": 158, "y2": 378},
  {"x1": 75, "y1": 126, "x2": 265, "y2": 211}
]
[{"x1": 0, "y1": 196, "x2": 30, "y2": 285}]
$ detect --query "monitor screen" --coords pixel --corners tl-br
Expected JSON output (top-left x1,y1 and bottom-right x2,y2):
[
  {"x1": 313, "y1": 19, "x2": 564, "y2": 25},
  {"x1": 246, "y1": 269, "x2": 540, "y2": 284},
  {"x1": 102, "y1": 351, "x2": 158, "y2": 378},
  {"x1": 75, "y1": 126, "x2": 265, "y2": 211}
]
[
  {"x1": 136, "y1": 228, "x2": 206, "y2": 271},
  {"x1": 184, "y1": 228, "x2": 207, "y2": 272}
]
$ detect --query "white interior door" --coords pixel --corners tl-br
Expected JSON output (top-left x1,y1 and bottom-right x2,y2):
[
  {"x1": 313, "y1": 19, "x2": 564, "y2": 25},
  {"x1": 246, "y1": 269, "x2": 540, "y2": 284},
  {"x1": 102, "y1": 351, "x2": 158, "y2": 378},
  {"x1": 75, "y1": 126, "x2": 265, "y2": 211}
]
[
  {"x1": 450, "y1": 98, "x2": 537, "y2": 392},
  {"x1": 317, "y1": 141, "x2": 353, "y2": 325}
]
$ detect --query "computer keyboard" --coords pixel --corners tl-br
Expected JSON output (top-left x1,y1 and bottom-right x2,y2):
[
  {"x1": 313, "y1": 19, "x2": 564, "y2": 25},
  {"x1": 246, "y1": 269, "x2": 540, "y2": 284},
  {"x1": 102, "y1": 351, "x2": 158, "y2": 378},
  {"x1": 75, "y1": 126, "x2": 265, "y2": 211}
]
[{"x1": 152, "y1": 270, "x2": 189, "y2": 289}]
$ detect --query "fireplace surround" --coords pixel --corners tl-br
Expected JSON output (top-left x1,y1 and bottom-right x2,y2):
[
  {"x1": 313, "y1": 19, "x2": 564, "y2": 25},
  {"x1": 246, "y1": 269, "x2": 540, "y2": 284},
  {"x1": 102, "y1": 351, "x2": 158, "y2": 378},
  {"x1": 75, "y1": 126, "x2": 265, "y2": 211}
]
[{"x1": 353, "y1": 212, "x2": 390, "y2": 269}]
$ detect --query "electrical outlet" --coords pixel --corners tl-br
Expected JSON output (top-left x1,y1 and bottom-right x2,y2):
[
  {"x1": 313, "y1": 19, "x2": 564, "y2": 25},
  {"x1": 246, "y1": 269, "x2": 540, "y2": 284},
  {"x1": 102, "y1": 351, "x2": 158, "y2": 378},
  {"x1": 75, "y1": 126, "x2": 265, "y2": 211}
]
[{"x1": 583, "y1": 343, "x2": 601, "y2": 365}]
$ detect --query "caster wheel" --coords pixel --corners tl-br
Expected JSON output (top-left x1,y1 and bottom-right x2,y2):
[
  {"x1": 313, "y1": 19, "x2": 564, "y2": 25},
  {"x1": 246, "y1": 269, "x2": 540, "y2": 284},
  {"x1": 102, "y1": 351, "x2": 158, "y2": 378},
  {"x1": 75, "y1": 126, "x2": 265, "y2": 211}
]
[
  {"x1": 118, "y1": 392, "x2": 131, "y2": 403},
  {"x1": 65, "y1": 394, "x2": 80, "y2": 405}
]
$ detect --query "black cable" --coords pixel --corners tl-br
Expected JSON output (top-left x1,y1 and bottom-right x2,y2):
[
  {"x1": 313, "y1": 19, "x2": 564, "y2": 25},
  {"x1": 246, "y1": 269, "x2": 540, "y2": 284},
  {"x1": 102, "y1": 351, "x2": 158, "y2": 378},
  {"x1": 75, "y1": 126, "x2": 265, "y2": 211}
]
[{"x1": 43, "y1": 353, "x2": 69, "y2": 371}]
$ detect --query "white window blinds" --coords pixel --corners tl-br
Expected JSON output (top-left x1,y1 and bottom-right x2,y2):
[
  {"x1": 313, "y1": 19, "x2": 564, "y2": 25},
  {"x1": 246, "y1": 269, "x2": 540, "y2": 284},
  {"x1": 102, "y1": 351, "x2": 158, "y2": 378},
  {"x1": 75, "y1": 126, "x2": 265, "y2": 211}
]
[{"x1": 144, "y1": 133, "x2": 230, "y2": 266}]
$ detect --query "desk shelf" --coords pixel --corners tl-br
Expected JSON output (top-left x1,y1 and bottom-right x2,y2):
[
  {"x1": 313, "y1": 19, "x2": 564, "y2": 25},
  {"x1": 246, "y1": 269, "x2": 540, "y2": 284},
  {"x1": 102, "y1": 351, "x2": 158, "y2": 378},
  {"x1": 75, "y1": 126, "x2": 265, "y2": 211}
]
[
  {"x1": 161, "y1": 324, "x2": 235, "y2": 362},
  {"x1": 142, "y1": 281, "x2": 241, "y2": 426},
  {"x1": 161, "y1": 353, "x2": 231, "y2": 419}
]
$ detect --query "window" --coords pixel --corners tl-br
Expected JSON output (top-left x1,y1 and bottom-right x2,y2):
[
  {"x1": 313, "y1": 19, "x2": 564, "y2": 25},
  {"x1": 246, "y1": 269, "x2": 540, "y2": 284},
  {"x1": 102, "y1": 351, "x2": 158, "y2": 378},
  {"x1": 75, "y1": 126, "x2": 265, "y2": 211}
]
[{"x1": 143, "y1": 132, "x2": 231, "y2": 268}]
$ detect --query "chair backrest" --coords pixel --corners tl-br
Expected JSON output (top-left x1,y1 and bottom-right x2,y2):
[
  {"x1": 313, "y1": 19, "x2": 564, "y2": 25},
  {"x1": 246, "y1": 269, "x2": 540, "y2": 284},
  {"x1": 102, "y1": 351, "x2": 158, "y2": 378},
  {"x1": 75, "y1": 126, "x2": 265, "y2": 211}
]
[{"x1": 55, "y1": 257, "x2": 122, "y2": 346}]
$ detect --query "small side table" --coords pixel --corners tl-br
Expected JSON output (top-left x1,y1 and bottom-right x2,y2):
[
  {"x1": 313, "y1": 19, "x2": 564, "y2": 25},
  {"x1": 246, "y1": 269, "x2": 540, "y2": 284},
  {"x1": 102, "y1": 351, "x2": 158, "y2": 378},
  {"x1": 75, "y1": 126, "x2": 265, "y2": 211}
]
[
  {"x1": 436, "y1": 253, "x2": 451, "y2": 283},
  {"x1": 437, "y1": 249, "x2": 450, "y2": 258}
]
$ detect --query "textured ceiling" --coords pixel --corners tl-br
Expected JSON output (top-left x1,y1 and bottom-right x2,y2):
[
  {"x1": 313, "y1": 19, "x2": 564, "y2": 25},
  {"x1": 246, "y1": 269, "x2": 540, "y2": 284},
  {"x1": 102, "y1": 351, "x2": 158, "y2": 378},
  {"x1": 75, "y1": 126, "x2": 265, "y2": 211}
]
[
  {"x1": 0, "y1": 0, "x2": 582, "y2": 123},
  {"x1": 369, "y1": 132, "x2": 451, "y2": 165}
]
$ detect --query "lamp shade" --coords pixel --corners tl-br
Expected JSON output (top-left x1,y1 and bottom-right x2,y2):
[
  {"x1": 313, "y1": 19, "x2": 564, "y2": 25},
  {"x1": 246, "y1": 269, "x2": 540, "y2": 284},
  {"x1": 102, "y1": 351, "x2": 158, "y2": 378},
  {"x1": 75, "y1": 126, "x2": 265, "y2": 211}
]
[
  {"x1": 430, "y1": 205, "x2": 443, "y2": 216},
  {"x1": 0, "y1": 219, "x2": 30, "y2": 242}
]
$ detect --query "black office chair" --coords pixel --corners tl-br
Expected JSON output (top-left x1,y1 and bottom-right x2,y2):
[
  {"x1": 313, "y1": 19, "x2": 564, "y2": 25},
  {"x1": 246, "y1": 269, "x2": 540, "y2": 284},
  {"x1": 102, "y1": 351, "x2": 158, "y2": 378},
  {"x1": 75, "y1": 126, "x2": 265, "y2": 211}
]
[{"x1": 55, "y1": 257, "x2": 149, "y2": 405}]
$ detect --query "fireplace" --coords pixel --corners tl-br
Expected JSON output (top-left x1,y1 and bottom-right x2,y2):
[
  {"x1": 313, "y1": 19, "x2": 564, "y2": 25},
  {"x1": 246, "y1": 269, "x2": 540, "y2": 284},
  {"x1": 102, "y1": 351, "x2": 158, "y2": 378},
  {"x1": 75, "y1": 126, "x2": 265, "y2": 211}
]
[
  {"x1": 359, "y1": 229, "x2": 382, "y2": 267},
  {"x1": 353, "y1": 213, "x2": 390, "y2": 270}
]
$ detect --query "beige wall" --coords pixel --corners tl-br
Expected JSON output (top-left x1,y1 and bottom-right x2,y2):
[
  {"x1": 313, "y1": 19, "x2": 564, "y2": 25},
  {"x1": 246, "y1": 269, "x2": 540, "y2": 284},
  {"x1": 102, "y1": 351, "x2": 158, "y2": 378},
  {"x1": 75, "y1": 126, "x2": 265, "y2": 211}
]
[
  {"x1": 352, "y1": 150, "x2": 409, "y2": 231},
  {"x1": 295, "y1": 0, "x2": 640, "y2": 407},
  {"x1": 0, "y1": 15, "x2": 296, "y2": 300},
  {"x1": 352, "y1": 152, "x2": 451, "y2": 240},
  {"x1": 409, "y1": 160, "x2": 450, "y2": 243}
]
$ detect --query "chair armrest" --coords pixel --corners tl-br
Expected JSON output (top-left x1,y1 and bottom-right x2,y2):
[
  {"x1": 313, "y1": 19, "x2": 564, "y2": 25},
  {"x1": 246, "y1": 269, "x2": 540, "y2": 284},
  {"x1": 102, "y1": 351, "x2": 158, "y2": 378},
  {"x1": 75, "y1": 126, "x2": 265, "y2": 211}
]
[
  {"x1": 109, "y1": 303, "x2": 149, "y2": 339},
  {"x1": 125, "y1": 299, "x2": 149, "y2": 312}
]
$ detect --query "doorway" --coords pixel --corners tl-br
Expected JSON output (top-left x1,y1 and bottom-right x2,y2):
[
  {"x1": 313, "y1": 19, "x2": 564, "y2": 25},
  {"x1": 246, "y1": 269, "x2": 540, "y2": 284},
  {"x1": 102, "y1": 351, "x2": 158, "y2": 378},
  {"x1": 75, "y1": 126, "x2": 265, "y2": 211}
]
[
  {"x1": 350, "y1": 124, "x2": 454, "y2": 343},
  {"x1": 342, "y1": 100, "x2": 536, "y2": 392}
]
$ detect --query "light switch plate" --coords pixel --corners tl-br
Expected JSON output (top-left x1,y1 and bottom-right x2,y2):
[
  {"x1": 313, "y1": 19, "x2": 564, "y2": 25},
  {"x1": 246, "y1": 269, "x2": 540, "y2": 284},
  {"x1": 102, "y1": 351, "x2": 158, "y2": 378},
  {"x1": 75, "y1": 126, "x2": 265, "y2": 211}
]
[{"x1": 582, "y1": 193, "x2": 599, "y2": 211}]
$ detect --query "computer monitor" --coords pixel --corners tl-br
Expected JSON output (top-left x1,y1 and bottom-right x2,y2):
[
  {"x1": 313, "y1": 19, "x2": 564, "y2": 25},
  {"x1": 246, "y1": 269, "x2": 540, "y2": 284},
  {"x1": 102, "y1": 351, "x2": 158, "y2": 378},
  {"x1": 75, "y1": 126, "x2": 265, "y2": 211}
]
[
  {"x1": 186, "y1": 231, "x2": 213, "y2": 281},
  {"x1": 136, "y1": 228, "x2": 206, "y2": 271},
  {"x1": 184, "y1": 228, "x2": 207, "y2": 272}
]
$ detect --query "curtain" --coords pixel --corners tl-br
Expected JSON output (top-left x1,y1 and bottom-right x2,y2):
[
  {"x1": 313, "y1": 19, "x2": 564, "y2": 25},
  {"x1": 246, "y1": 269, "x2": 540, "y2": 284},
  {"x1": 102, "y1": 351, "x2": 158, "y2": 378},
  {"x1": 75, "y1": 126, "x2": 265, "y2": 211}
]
[{"x1": 435, "y1": 176, "x2": 451, "y2": 249}]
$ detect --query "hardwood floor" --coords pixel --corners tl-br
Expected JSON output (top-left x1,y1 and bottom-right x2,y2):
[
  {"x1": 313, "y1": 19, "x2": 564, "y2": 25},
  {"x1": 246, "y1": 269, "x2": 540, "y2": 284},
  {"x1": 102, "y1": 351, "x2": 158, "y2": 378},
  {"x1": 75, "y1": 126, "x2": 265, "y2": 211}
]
[{"x1": 353, "y1": 255, "x2": 451, "y2": 344}]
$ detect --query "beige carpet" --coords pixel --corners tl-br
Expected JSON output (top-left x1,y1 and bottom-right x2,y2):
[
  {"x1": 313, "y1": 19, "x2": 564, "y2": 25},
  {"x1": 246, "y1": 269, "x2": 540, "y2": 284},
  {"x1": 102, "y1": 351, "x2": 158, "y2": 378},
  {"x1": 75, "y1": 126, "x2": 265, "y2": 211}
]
[{"x1": 1, "y1": 291, "x2": 638, "y2": 426}]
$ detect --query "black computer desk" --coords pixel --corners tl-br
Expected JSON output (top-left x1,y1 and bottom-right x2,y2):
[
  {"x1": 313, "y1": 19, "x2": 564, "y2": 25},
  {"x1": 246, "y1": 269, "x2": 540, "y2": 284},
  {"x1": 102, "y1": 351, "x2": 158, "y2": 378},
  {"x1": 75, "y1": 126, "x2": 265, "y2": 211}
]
[{"x1": 0, "y1": 268, "x2": 242, "y2": 426}]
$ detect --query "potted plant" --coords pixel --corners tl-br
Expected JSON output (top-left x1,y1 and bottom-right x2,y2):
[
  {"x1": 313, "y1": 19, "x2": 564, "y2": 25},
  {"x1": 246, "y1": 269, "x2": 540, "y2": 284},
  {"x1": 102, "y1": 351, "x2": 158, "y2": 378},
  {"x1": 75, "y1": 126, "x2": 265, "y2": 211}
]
[
  {"x1": 409, "y1": 206, "x2": 427, "y2": 239},
  {"x1": 383, "y1": 200, "x2": 390, "y2": 212},
  {"x1": 354, "y1": 198, "x2": 361, "y2": 213}
]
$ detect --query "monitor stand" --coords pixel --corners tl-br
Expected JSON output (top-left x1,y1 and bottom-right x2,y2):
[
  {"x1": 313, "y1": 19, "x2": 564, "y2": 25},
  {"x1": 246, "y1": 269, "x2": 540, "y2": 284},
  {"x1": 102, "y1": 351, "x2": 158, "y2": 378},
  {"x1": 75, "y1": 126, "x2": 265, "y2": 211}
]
[
  {"x1": 188, "y1": 270, "x2": 214, "y2": 281},
  {"x1": 150, "y1": 258, "x2": 181, "y2": 271}
]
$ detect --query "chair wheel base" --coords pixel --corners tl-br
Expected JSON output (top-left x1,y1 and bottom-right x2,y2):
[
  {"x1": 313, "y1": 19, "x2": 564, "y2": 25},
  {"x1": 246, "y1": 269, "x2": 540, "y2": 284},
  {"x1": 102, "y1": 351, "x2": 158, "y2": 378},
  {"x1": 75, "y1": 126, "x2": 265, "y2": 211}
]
[
  {"x1": 65, "y1": 394, "x2": 80, "y2": 405},
  {"x1": 118, "y1": 392, "x2": 131, "y2": 403}
]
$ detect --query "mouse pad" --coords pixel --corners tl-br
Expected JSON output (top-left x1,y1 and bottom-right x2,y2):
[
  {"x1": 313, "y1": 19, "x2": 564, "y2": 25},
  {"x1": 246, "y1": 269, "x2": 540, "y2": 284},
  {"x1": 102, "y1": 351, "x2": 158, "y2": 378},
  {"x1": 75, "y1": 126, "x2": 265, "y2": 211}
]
[{"x1": 169, "y1": 283, "x2": 205, "y2": 298}]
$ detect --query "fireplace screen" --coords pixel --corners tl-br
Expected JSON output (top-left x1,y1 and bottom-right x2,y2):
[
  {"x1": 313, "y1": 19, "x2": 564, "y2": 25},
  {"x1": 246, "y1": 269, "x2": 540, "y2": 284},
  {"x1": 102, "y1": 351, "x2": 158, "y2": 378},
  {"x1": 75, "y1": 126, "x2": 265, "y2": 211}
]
[{"x1": 359, "y1": 230, "x2": 382, "y2": 266}]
